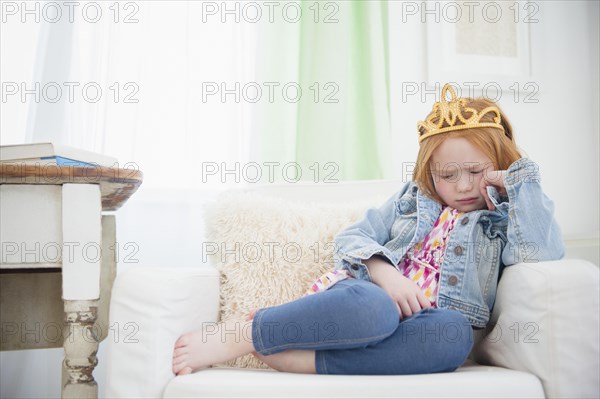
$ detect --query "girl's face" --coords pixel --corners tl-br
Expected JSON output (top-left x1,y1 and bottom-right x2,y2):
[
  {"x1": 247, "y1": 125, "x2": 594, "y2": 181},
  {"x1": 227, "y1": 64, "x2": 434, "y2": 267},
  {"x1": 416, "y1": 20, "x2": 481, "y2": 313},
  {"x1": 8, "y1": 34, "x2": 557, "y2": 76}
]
[{"x1": 430, "y1": 137, "x2": 494, "y2": 212}]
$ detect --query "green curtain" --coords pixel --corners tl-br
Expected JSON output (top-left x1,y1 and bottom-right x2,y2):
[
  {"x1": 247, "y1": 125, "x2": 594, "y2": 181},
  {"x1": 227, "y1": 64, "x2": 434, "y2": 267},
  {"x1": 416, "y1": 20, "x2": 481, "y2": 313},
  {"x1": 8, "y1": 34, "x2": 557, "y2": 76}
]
[{"x1": 253, "y1": 0, "x2": 392, "y2": 183}]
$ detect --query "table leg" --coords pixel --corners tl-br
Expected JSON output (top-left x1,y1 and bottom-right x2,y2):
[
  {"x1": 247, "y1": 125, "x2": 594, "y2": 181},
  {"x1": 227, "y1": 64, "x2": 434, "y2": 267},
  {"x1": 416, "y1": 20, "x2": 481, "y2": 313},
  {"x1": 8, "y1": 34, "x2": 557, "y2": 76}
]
[
  {"x1": 62, "y1": 300, "x2": 99, "y2": 398},
  {"x1": 61, "y1": 184, "x2": 102, "y2": 399}
]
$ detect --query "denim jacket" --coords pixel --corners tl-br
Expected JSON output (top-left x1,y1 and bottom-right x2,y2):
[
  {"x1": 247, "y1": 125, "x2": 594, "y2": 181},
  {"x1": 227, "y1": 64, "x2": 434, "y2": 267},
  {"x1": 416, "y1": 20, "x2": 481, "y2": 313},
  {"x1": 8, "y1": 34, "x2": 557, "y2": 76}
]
[{"x1": 333, "y1": 158, "x2": 565, "y2": 328}]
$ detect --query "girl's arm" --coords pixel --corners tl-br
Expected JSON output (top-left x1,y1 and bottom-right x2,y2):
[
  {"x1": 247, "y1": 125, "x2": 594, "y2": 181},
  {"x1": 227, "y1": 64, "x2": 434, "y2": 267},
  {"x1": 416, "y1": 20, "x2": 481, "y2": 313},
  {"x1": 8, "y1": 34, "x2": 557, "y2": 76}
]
[
  {"x1": 333, "y1": 181, "x2": 415, "y2": 282},
  {"x1": 484, "y1": 157, "x2": 565, "y2": 265},
  {"x1": 337, "y1": 199, "x2": 433, "y2": 318},
  {"x1": 366, "y1": 256, "x2": 431, "y2": 318}
]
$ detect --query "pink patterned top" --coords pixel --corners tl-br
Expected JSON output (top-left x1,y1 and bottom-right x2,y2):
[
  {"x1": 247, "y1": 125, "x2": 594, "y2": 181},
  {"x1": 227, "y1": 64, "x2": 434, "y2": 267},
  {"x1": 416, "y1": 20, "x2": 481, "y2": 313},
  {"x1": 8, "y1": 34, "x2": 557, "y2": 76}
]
[
  {"x1": 304, "y1": 206, "x2": 464, "y2": 307},
  {"x1": 396, "y1": 206, "x2": 463, "y2": 306}
]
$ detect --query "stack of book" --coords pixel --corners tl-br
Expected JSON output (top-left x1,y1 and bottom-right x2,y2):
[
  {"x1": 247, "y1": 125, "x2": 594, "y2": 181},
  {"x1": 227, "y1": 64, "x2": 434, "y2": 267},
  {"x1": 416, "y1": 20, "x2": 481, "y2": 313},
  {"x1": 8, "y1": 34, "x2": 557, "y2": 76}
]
[{"x1": 0, "y1": 143, "x2": 117, "y2": 168}]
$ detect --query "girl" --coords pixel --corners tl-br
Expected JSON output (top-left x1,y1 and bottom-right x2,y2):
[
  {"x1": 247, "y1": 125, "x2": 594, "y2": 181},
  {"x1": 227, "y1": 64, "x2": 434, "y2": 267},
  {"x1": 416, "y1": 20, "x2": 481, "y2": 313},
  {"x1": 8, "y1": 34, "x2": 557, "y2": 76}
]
[{"x1": 172, "y1": 83, "x2": 565, "y2": 376}]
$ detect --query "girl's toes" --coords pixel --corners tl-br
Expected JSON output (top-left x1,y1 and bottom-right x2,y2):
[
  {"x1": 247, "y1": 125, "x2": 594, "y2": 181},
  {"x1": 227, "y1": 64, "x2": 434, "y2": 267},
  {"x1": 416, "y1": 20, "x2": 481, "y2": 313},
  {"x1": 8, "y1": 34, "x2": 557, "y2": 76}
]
[
  {"x1": 173, "y1": 347, "x2": 188, "y2": 357},
  {"x1": 174, "y1": 335, "x2": 189, "y2": 349},
  {"x1": 173, "y1": 362, "x2": 185, "y2": 374},
  {"x1": 173, "y1": 354, "x2": 187, "y2": 366},
  {"x1": 178, "y1": 366, "x2": 193, "y2": 376}
]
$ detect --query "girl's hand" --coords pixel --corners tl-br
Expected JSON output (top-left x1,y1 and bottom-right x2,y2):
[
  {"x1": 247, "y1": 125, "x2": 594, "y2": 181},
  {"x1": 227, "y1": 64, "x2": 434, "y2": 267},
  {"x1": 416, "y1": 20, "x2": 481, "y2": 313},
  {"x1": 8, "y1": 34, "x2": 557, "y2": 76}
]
[
  {"x1": 365, "y1": 258, "x2": 431, "y2": 319},
  {"x1": 479, "y1": 169, "x2": 507, "y2": 211}
]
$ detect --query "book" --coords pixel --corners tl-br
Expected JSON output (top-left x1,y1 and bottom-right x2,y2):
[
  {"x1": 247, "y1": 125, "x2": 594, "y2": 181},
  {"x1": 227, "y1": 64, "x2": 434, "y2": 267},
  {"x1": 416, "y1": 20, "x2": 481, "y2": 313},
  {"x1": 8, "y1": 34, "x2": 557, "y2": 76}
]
[{"x1": 0, "y1": 143, "x2": 118, "y2": 168}]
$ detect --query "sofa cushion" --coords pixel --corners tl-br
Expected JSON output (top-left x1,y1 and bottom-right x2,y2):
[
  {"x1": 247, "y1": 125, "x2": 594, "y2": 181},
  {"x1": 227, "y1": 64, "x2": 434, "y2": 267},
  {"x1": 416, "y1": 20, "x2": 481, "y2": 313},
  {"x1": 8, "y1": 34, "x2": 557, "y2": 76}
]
[
  {"x1": 106, "y1": 267, "x2": 220, "y2": 399},
  {"x1": 472, "y1": 260, "x2": 600, "y2": 398},
  {"x1": 163, "y1": 360, "x2": 545, "y2": 398},
  {"x1": 204, "y1": 191, "x2": 386, "y2": 369}
]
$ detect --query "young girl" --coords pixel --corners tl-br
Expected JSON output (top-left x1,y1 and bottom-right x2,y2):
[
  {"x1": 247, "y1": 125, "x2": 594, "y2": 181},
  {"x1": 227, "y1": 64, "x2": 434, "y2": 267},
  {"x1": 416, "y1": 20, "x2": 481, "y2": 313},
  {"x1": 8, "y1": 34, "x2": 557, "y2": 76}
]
[{"x1": 172, "y1": 83, "x2": 565, "y2": 376}]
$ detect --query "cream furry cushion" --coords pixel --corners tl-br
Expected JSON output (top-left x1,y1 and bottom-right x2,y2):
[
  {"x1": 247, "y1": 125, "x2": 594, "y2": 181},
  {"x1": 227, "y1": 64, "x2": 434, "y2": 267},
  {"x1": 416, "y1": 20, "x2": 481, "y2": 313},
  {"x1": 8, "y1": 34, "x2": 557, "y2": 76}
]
[{"x1": 204, "y1": 190, "x2": 386, "y2": 369}]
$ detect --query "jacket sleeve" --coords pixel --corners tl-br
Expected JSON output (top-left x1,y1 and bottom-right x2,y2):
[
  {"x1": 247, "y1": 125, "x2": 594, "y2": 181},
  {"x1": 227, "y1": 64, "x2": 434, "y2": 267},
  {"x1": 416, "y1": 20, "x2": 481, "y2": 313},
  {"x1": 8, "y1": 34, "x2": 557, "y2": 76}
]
[
  {"x1": 488, "y1": 158, "x2": 565, "y2": 266},
  {"x1": 333, "y1": 181, "x2": 414, "y2": 282}
]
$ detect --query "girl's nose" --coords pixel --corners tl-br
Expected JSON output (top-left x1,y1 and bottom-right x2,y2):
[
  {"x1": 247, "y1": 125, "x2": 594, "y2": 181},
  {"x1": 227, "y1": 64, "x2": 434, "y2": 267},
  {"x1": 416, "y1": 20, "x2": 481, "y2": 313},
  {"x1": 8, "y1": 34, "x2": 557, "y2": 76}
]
[{"x1": 457, "y1": 173, "x2": 474, "y2": 192}]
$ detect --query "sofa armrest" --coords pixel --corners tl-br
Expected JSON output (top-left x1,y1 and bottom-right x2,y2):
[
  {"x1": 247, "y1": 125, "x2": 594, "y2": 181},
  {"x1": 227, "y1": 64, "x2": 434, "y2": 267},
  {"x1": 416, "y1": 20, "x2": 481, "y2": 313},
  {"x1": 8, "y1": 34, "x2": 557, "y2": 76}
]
[
  {"x1": 473, "y1": 259, "x2": 599, "y2": 398},
  {"x1": 105, "y1": 266, "x2": 220, "y2": 398}
]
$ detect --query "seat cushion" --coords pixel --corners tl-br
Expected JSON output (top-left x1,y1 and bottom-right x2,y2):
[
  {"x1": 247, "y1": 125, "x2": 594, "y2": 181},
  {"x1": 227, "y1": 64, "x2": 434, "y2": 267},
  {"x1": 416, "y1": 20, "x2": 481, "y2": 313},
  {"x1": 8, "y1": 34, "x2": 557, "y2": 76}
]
[{"x1": 163, "y1": 361, "x2": 545, "y2": 398}]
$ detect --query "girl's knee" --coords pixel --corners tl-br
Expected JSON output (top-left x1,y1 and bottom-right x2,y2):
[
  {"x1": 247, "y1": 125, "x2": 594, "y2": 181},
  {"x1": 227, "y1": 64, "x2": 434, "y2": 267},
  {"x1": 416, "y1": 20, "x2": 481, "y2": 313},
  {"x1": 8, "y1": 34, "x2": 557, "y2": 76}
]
[
  {"x1": 434, "y1": 309, "x2": 473, "y2": 370},
  {"x1": 402, "y1": 308, "x2": 472, "y2": 372},
  {"x1": 344, "y1": 280, "x2": 399, "y2": 337}
]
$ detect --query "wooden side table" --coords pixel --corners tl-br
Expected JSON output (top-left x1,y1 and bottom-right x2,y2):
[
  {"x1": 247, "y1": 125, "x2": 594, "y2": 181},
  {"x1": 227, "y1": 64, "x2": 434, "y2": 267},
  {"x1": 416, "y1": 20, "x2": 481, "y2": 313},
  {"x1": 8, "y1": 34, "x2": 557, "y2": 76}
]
[{"x1": 0, "y1": 163, "x2": 143, "y2": 399}]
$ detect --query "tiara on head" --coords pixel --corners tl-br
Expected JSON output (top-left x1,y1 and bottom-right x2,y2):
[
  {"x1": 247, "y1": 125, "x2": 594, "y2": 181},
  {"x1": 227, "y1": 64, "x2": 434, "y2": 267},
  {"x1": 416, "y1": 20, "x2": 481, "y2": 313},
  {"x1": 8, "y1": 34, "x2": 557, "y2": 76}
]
[{"x1": 417, "y1": 83, "x2": 505, "y2": 143}]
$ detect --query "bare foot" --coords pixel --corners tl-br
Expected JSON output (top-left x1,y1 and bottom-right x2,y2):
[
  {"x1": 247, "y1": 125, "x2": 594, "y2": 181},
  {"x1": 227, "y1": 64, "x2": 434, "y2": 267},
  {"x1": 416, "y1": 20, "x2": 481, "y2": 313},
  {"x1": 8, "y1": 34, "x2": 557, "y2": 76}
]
[
  {"x1": 172, "y1": 330, "x2": 210, "y2": 375},
  {"x1": 172, "y1": 318, "x2": 254, "y2": 376}
]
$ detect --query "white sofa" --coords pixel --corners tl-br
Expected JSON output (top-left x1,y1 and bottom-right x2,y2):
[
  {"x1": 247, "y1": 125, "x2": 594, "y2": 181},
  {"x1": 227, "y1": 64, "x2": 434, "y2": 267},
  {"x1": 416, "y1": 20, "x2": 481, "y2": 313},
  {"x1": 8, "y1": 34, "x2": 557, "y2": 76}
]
[{"x1": 105, "y1": 179, "x2": 600, "y2": 398}]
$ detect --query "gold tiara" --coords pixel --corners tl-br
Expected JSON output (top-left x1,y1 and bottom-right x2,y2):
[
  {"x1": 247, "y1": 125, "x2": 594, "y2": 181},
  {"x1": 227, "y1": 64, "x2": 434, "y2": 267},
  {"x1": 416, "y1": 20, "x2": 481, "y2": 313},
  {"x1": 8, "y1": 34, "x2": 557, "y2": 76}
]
[{"x1": 417, "y1": 83, "x2": 505, "y2": 143}]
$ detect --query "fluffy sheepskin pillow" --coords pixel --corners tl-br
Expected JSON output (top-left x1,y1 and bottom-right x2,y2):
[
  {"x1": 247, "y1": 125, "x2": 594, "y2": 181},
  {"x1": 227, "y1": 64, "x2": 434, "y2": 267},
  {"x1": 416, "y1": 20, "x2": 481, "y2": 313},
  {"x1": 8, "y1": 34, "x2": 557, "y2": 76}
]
[{"x1": 204, "y1": 190, "x2": 386, "y2": 369}]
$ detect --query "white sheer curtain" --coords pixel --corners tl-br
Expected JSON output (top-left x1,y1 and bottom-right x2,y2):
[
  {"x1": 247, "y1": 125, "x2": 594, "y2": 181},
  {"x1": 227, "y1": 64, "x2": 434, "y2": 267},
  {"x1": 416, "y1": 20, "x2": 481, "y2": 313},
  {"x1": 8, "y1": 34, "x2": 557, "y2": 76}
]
[
  {"x1": 20, "y1": 1, "x2": 262, "y2": 269},
  {"x1": 2, "y1": 3, "x2": 260, "y2": 398},
  {"x1": 25, "y1": 1, "x2": 257, "y2": 189},
  {"x1": 7, "y1": 1, "x2": 267, "y2": 276}
]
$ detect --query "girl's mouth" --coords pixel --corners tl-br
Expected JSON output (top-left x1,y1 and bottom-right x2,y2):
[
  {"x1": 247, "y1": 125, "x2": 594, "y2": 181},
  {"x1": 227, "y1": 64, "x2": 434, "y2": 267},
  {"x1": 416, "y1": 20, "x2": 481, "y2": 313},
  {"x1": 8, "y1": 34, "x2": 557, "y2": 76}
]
[{"x1": 457, "y1": 197, "x2": 477, "y2": 204}]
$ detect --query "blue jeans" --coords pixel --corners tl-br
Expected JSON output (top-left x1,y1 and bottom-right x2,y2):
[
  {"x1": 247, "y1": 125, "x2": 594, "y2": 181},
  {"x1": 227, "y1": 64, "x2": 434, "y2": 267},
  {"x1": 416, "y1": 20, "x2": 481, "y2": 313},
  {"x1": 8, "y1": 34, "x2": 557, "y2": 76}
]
[{"x1": 252, "y1": 278, "x2": 474, "y2": 375}]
